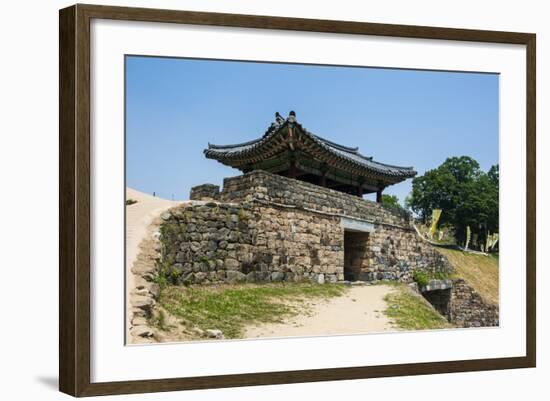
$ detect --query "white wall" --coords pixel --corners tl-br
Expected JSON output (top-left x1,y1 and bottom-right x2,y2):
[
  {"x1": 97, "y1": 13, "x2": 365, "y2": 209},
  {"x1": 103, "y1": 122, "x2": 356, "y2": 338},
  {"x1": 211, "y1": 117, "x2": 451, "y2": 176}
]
[{"x1": 0, "y1": 1, "x2": 546, "y2": 400}]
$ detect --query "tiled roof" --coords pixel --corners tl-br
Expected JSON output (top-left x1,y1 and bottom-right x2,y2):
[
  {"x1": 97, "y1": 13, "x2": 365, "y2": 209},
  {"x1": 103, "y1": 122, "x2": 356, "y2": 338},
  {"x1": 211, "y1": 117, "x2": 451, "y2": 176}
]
[{"x1": 205, "y1": 111, "x2": 416, "y2": 180}]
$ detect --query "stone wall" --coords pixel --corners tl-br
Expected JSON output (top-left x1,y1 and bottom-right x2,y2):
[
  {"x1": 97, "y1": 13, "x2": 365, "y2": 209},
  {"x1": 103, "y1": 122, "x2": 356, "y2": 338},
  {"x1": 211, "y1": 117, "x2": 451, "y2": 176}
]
[
  {"x1": 449, "y1": 279, "x2": 499, "y2": 327},
  {"x1": 189, "y1": 183, "x2": 220, "y2": 201},
  {"x1": 159, "y1": 201, "x2": 343, "y2": 284},
  {"x1": 220, "y1": 170, "x2": 411, "y2": 226},
  {"x1": 219, "y1": 171, "x2": 452, "y2": 282},
  {"x1": 365, "y1": 224, "x2": 451, "y2": 282},
  {"x1": 159, "y1": 202, "x2": 254, "y2": 285},
  {"x1": 159, "y1": 171, "x2": 453, "y2": 284}
]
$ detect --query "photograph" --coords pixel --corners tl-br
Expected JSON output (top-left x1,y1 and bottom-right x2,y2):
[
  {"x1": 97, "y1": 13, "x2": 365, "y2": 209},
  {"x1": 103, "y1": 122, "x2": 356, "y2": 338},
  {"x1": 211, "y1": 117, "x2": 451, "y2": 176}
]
[
  {"x1": 0, "y1": 0, "x2": 543, "y2": 398},
  {"x1": 125, "y1": 56, "x2": 500, "y2": 344}
]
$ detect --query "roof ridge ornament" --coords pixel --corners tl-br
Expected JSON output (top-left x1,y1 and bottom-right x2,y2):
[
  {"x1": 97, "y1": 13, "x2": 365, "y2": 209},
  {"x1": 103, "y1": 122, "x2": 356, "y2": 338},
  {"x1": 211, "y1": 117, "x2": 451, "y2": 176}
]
[
  {"x1": 288, "y1": 110, "x2": 296, "y2": 123},
  {"x1": 275, "y1": 112, "x2": 285, "y2": 125}
]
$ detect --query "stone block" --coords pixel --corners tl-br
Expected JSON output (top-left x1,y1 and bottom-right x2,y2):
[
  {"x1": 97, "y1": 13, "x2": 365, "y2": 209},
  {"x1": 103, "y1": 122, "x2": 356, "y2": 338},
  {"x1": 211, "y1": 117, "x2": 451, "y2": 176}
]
[
  {"x1": 271, "y1": 271, "x2": 285, "y2": 282},
  {"x1": 226, "y1": 270, "x2": 246, "y2": 283}
]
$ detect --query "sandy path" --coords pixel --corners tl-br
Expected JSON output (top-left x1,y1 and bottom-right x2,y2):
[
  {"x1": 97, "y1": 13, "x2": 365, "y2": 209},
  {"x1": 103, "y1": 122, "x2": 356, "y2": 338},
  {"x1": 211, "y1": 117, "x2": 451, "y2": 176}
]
[
  {"x1": 126, "y1": 188, "x2": 184, "y2": 341},
  {"x1": 244, "y1": 285, "x2": 396, "y2": 339},
  {"x1": 126, "y1": 188, "x2": 182, "y2": 272}
]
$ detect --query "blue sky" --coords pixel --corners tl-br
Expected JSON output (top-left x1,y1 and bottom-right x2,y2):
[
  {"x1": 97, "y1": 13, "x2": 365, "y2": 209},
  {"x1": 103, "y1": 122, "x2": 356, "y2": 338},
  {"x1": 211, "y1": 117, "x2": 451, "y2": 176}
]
[{"x1": 126, "y1": 56, "x2": 499, "y2": 204}]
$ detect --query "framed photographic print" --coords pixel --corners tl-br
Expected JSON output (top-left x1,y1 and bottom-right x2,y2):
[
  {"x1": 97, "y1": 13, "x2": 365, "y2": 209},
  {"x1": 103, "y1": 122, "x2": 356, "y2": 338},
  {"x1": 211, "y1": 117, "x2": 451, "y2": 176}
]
[{"x1": 59, "y1": 4, "x2": 536, "y2": 397}]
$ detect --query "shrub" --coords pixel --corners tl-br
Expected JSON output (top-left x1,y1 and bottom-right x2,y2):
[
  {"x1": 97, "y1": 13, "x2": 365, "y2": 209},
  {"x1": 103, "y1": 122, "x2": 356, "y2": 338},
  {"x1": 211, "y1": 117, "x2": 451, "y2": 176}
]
[{"x1": 413, "y1": 271, "x2": 430, "y2": 287}]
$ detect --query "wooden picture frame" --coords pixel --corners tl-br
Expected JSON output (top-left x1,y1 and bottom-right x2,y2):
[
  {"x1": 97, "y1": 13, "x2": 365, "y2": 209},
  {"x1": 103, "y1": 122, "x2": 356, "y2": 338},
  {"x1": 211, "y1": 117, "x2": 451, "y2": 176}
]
[{"x1": 59, "y1": 3, "x2": 536, "y2": 397}]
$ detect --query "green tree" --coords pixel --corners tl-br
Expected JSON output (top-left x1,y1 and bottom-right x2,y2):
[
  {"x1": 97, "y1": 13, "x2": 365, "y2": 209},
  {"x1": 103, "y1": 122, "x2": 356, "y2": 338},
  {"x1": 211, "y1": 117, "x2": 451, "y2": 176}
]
[
  {"x1": 407, "y1": 156, "x2": 498, "y2": 249},
  {"x1": 380, "y1": 194, "x2": 403, "y2": 210}
]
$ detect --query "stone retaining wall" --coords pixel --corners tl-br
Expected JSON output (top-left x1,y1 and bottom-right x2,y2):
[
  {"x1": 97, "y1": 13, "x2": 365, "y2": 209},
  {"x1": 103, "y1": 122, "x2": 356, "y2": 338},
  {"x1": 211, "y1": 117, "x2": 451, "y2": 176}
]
[
  {"x1": 449, "y1": 279, "x2": 499, "y2": 327},
  {"x1": 159, "y1": 202, "x2": 344, "y2": 284},
  {"x1": 219, "y1": 170, "x2": 411, "y2": 227},
  {"x1": 189, "y1": 183, "x2": 220, "y2": 201},
  {"x1": 365, "y1": 223, "x2": 451, "y2": 282},
  {"x1": 160, "y1": 171, "x2": 453, "y2": 284}
]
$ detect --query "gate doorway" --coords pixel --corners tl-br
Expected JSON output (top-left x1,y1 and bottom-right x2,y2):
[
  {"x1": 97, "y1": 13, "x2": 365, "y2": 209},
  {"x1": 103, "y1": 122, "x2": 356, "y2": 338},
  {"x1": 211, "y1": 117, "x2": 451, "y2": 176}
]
[
  {"x1": 343, "y1": 231, "x2": 370, "y2": 281},
  {"x1": 422, "y1": 288, "x2": 452, "y2": 320}
]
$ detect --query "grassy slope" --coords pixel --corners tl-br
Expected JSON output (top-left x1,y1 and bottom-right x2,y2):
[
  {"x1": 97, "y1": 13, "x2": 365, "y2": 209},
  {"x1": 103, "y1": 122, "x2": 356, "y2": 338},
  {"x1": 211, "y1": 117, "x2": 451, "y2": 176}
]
[
  {"x1": 436, "y1": 248, "x2": 499, "y2": 305},
  {"x1": 383, "y1": 285, "x2": 450, "y2": 330},
  {"x1": 158, "y1": 283, "x2": 349, "y2": 339}
]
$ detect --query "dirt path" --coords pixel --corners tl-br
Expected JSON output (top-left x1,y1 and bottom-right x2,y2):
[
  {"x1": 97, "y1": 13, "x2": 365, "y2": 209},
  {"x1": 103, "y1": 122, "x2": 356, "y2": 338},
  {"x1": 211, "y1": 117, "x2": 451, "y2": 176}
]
[
  {"x1": 244, "y1": 284, "x2": 396, "y2": 339},
  {"x1": 126, "y1": 188, "x2": 182, "y2": 272},
  {"x1": 126, "y1": 188, "x2": 184, "y2": 343}
]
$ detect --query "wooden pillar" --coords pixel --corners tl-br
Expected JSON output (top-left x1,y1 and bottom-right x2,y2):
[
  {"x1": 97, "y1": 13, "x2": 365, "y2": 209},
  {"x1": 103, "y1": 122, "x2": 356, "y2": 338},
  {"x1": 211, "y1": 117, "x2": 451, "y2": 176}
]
[
  {"x1": 319, "y1": 164, "x2": 328, "y2": 187},
  {"x1": 376, "y1": 188, "x2": 383, "y2": 203},
  {"x1": 289, "y1": 157, "x2": 297, "y2": 179},
  {"x1": 357, "y1": 178, "x2": 364, "y2": 198}
]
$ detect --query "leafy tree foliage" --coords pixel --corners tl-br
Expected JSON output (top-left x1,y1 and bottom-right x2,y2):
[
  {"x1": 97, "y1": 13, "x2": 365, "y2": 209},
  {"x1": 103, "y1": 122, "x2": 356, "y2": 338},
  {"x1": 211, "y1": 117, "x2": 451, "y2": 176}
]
[
  {"x1": 380, "y1": 194, "x2": 403, "y2": 209},
  {"x1": 406, "y1": 156, "x2": 498, "y2": 248}
]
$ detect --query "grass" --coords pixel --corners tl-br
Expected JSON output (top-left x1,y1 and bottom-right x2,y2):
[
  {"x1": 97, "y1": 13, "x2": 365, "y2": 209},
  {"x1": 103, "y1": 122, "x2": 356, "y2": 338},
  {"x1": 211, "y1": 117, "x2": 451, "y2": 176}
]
[
  {"x1": 126, "y1": 198, "x2": 138, "y2": 205},
  {"x1": 383, "y1": 285, "x2": 450, "y2": 330},
  {"x1": 151, "y1": 308, "x2": 172, "y2": 332},
  {"x1": 436, "y1": 248, "x2": 499, "y2": 305},
  {"x1": 159, "y1": 282, "x2": 349, "y2": 339},
  {"x1": 412, "y1": 270, "x2": 453, "y2": 287}
]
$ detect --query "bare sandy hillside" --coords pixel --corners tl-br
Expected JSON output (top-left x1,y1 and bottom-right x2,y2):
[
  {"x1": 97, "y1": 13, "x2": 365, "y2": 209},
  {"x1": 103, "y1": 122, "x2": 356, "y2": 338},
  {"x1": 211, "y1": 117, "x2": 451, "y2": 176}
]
[
  {"x1": 125, "y1": 188, "x2": 182, "y2": 272},
  {"x1": 126, "y1": 188, "x2": 184, "y2": 343}
]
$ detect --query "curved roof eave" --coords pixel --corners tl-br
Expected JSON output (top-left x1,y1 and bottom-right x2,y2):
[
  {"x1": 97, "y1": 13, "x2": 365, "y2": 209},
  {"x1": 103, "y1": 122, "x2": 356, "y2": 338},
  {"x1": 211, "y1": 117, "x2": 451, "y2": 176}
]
[{"x1": 204, "y1": 112, "x2": 417, "y2": 179}]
